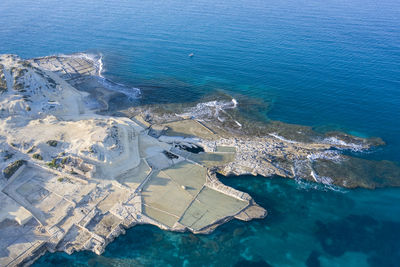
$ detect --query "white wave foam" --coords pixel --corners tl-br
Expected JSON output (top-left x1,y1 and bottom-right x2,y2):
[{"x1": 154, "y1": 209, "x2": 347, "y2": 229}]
[
  {"x1": 292, "y1": 152, "x2": 346, "y2": 192},
  {"x1": 269, "y1": 133, "x2": 299, "y2": 144},
  {"x1": 58, "y1": 52, "x2": 103, "y2": 76},
  {"x1": 177, "y1": 98, "x2": 238, "y2": 120},
  {"x1": 99, "y1": 78, "x2": 141, "y2": 101},
  {"x1": 232, "y1": 98, "x2": 238, "y2": 107},
  {"x1": 306, "y1": 150, "x2": 343, "y2": 162},
  {"x1": 269, "y1": 133, "x2": 367, "y2": 152},
  {"x1": 295, "y1": 177, "x2": 347, "y2": 193},
  {"x1": 61, "y1": 53, "x2": 141, "y2": 100},
  {"x1": 322, "y1": 136, "x2": 364, "y2": 152},
  {"x1": 310, "y1": 170, "x2": 333, "y2": 185}
]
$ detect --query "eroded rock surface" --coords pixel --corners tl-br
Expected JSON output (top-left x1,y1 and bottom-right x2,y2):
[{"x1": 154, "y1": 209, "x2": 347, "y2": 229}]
[
  {"x1": 127, "y1": 106, "x2": 400, "y2": 189},
  {"x1": 0, "y1": 54, "x2": 265, "y2": 266},
  {"x1": 0, "y1": 53, "x2": 398, "y2": 266}
]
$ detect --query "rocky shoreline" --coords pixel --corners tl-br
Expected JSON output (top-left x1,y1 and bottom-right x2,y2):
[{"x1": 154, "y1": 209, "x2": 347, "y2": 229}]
[
  {"x1": 0, "y1": 54, "x2": 266, "y2": 266},
  {"x1": 126, "y1": 105, "x2": 399, "y2": 190},
  {"x1": 0, "y1": 53, "x2": 398, "y2": 266}
]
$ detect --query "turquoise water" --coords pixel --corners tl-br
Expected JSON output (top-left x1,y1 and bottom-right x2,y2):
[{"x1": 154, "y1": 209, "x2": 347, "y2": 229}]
[
  {"x1": 33, "y1": 175, "x2": 400, "y2": 267},
  {"x1": 1, "y1": 0, "x2": 399, "y2": 161},
  {"x1": 1, "y1": 0, "x2": 400, "y2": 266}
]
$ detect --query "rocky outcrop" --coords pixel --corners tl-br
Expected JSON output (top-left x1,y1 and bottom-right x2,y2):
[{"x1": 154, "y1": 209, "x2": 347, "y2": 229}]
[
  {"x1": 0, "y1": 54, "x2": 266, "y2": 267},
  {"x1": 129, "y1": 105, "x2": 400, "y2": 190},
  {"x1": 1, "y1": 52, "x2": 398, "y2": 267}
]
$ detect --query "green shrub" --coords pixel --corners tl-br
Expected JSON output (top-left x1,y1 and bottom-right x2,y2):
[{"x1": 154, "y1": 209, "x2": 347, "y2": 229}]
[
  {"x1": 3, "y1": 160, "x2": 26, "y2": 179},
  {"x1": 46, "y1": 140, "x2": 58, "y2": 147},
  {"x1": 46, "y1": 158, "x2": 60, "y2": 169},
  {"x1": 27, "y1": 146, "x2": 35, "y2": 153},
  {"x1": 32, "y1": 153, "x2": 43, "y2": 160},
  {"x1": 21, "y1": 61, "x2": 33, "y2": 68},
  {"x1": 0, "y1": 65, "x2": 7, "y2": 93}
]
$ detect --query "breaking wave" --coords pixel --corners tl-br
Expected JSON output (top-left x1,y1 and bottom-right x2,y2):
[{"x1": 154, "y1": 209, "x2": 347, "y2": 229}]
[
  {"x1": 294, "y1": 176, "x2": 347, "y2": 193},
  {"x1": 269, "y1": 133, "x2": 299, "y2": 144},
  {"x1": 292, "y1": 151, "x2": 345, "y2": 192},
  {"x1": 177, "y1": 98, "x2": 241, "y2": 126},
  {"x1": 306, "y1": 150, "x2": 343, "y2": 162},
  {"x1": 63, "y1": 53, "x2": 141, "y2": 100},
  {"x1": 321, "y1": 136, "x2": 365, "y2": 152}
]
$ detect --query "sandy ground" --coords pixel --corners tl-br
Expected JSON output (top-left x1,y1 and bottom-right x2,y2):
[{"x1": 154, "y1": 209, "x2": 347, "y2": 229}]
[{"x1": 0, "y1": 54, "x2": 266, "y2": 266}]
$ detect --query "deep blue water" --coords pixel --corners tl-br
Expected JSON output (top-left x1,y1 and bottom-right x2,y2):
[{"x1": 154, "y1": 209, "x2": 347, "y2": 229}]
[{"x1": 1, "y1": 0, "x2": 400, "y2": 266}]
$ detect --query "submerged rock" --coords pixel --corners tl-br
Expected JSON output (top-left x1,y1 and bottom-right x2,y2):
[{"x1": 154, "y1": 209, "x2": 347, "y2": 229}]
[
  {"x1": 126, "y1": 101, "x2": 400, "y2": 189},
  {"x1": 314, "y1": 215, "x2": 400, "y2": 267},
  {"x1": 0, "y1": 52, "x2": 398, "y2": 267},
  {"x1": 305, "y1": 250, "x2": 321, "y2": 267},
  {"x1": 0, "y1": 54, "x2": 266, "y2": 266}
]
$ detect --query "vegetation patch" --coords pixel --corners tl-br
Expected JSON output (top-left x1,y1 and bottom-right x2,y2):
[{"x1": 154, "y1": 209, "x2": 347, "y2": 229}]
[
  {"x1": 61, "y1": 157, "x2": 69, "y2": 164},
  {"x1": 11, "y1": 67, "x2": 28, "y2": 92},
  {"x1": 11, "y1": 67, "x2": 28, "y2": 80},
  {"x1": 32, "y1": 153, "x2": 43, "y2": 160},
  {"x1": 46, "y1": 140, "x2": 58, "y2": 147},
  {"x1": 27, "y1": 146, "x2": 35, "y2": 153},
  {"x1": 46, "y1": 158, "x2": 60, "y2": 169},
  {"x1": 21, "y1": 61, "x2": 33, "y2": 68},
  {"x1": 0, "y1": 64, "x2": 7, "y2": 93},
  {"x1": 3, "y1": 160, "x2": 26, "y2": 179}
]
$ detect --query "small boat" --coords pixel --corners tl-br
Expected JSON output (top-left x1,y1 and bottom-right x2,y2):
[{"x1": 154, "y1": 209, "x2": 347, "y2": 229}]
[{"x1": 188, "y1": 53, "x2": 194, "y2": 57}]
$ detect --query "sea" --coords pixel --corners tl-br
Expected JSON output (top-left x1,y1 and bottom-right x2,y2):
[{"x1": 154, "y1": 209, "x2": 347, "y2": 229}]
[{"x1": 0, "y1": 0, "x2": 399, "y2": 266}]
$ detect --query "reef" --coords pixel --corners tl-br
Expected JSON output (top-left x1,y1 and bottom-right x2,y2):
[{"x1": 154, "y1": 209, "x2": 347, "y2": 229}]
[
  {"x1": 0, "y1": 53, "x2": 398, "y2": 266},
  {"x1": 0, "y1": 54, "x2": 265, "y2": 266},
  {"x1": 125, "y1": 99, "x2": 400, "y2": 190}
]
